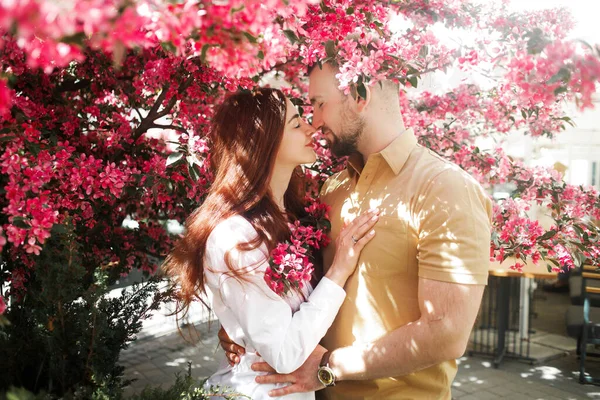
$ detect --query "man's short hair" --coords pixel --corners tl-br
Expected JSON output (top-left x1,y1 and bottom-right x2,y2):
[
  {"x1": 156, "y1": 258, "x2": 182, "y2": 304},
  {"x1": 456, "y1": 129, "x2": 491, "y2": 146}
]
[{"x1": 307, "y1": 60, "x2": 338, "y2": 76}]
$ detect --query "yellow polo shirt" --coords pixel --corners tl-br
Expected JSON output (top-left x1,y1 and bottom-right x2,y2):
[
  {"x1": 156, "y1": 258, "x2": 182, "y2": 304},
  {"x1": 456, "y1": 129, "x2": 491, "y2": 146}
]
[{"x1": 319, "y1": 129, "x2": 492, "y2": 400}]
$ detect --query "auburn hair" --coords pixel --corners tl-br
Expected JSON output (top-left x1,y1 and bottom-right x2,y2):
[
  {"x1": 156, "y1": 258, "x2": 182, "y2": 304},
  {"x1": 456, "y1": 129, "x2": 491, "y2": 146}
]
[{"x1": 163, "y1": 88, "x2": 307, "y2": 318}]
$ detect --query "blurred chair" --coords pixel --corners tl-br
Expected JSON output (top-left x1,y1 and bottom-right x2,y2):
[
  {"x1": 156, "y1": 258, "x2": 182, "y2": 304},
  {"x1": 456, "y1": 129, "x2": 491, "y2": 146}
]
[
  {"x1": 570, "y1": 274, "x2": 600, "y2": 307},
  {"x1": 566, "y1": 265, "x2": 600, "y2": 385}
]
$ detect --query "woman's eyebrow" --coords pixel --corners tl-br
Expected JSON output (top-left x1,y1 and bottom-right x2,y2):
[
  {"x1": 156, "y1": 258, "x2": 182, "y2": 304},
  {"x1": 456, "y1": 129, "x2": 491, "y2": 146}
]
[{"x1": 287, "y1": 113, "x2": 300, "y2": 123}]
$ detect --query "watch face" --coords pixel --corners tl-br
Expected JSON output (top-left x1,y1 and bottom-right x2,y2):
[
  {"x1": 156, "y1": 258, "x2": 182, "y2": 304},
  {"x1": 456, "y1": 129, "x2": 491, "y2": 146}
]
[{"x1": 318, "y1": 367, "x2": 334, "y2": 386}]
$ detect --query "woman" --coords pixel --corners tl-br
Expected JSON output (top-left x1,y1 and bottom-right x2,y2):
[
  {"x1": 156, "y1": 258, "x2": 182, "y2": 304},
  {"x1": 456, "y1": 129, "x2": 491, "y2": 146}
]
[{"x1": 163, "y1": 88, "x2": 378, "y2": 399}]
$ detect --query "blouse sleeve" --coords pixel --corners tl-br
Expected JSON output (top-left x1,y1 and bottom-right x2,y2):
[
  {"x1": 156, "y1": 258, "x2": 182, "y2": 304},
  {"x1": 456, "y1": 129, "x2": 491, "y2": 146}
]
[{"x1": 205, "y1": 216, "x2": 346, "y2": 374}]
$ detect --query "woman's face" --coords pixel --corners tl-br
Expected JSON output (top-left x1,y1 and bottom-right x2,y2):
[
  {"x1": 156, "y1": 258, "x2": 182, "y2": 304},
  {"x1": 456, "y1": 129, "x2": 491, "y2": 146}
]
[{"x1": 275, "y1": 97, "x2": 317, "y2": 167}]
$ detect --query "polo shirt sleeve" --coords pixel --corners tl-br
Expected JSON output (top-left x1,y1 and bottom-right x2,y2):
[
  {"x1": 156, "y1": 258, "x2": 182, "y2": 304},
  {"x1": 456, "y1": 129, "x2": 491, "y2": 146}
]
[{"x1": 417, "y1": 168, "x2": 493, "y2": 285}]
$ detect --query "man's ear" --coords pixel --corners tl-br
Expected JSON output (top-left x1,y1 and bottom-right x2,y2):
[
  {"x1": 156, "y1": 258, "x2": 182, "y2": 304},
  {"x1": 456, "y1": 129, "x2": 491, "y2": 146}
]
[{"x1": 356, "y1": 84, "x2": 371, "y2": 113}]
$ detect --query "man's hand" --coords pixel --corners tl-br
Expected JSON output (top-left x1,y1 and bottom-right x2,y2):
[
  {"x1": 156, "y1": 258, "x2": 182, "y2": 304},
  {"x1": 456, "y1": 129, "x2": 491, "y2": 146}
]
[
  {"x1": 218, "y1": 326, "x2": 245, "y2": 366},
  {"x1": 252, "y1": 344, "x2": 327, "y2": 397}
]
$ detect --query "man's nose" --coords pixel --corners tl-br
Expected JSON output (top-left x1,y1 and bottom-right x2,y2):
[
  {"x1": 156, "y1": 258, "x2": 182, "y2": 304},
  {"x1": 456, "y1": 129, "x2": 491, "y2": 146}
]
[{"x1": 311, "y1": 110, "x2": 323, "y2": 130}]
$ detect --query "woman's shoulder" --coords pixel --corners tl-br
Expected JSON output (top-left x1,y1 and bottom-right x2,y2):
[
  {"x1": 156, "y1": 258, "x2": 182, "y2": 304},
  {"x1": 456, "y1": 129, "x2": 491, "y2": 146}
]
[
  {"x1": 207, "y1": 214, "x2": 257, "y2": 248},
  {"x1": 205, "y1": 215, "x2": 266, "y2": 273}
]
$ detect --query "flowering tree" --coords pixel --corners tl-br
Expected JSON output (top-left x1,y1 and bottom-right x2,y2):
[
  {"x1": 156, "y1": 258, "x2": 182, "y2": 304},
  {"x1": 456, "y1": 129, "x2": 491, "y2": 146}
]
[{"x1": 0, "y1": 0, "x2": 599, "y2": 395}]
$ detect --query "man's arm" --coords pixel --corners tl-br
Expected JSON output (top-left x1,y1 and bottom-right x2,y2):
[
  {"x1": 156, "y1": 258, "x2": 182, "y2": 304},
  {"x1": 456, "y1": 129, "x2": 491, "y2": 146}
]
[
  {"x1": 256, "y1": 168, "x2": 491, "y2": 395},
  {"x1": 256, "y1": 277, "x2": 484, "y2": 396},
  {"x1": 329, "y1": 277, "x2": 484, "y2": 381}
]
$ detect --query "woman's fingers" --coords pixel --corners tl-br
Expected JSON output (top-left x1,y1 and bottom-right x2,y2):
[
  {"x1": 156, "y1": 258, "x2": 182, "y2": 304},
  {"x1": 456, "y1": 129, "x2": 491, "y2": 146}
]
[
  {"x1": 351, "y1": 212, "x2": 380, "y2": 242},
  {"x1": 226, "y1": 351, "x2": 240, "y2": 366},
  {"x1": 353, "y1": 229, "x2": 376, "y2": 250},
  {"x1": 342, "y1": 209, "x2": 379, "y2": 242},
  {"x1": 218, "y1": 326, "x2": 245, "y2": 366}
]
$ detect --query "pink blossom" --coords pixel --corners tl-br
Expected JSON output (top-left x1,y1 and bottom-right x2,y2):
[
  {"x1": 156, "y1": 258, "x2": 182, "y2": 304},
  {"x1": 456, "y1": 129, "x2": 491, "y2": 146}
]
[{"x1": 0, "y1": 295, "x2": 6, "y2": 315}]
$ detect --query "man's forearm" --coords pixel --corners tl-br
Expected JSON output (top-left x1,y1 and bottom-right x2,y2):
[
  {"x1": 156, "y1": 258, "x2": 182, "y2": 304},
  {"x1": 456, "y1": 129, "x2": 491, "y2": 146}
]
[{"x1": 329, "y1": 316, "x2": 465, "y2": 381}]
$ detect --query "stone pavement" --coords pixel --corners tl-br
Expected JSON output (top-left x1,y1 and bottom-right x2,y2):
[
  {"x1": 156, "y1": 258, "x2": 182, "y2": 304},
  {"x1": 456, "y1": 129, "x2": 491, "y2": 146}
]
[
  {"x1": 119, "y1": 287, "x2": 600, "y2": 399},
  {"x1": 120, "y1": 315, "x2": 600, "y2": 399}
]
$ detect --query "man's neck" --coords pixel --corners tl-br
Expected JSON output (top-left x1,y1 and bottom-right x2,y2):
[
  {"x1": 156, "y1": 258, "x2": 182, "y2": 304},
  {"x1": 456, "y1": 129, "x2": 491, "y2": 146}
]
[{"x1": 358, "y1": 114, "x2": 406, "y2": 163}]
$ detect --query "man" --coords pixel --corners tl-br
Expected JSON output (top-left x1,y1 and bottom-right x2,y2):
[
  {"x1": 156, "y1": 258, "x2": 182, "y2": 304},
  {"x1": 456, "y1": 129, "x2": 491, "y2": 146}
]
[{"x1": 220, "y1": 62, "x2": 492, "y2": 399}]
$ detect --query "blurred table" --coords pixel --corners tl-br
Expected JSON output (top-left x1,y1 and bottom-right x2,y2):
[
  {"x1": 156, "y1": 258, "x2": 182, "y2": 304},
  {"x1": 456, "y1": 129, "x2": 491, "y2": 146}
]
[{"x1": 475, "y1": 258, "x2": 558, "y2": 367}]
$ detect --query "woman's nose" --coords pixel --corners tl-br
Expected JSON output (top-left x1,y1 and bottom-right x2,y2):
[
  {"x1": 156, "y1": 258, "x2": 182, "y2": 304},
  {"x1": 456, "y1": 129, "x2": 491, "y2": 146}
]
[{"x1": 304, "y1": 124, "x2": 315, "y2": 137}]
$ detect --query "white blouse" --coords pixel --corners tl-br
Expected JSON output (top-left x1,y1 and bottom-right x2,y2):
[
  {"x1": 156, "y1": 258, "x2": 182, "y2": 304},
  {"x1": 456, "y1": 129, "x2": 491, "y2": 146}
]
[{"x1": 203, "y1": 215, "x2": 346, "y2": 400}]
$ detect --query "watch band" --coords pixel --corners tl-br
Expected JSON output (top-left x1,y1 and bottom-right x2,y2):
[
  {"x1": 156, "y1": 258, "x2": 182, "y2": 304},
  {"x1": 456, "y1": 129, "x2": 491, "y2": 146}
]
[
  {"x1": 320, "y1": 350, "x2": 332, "y2": 368},
  {"x1": 317, "y1": 351, "x2": 336, "y2": 387}
]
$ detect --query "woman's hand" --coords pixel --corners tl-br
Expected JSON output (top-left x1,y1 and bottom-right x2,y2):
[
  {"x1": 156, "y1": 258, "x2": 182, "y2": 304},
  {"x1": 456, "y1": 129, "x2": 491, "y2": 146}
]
[
  {"x1": 325, "y1": 209, "x2": 379, "y2": 287},
  {"x1": 218, "y1": 325, "x2": 245, "y2": 366}
]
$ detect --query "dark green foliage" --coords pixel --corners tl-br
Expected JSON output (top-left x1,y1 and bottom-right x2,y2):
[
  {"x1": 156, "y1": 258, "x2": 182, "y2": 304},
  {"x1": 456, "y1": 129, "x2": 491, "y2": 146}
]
[{"x1": 0, "y1": 225, "x2": 173, "y2": 399}]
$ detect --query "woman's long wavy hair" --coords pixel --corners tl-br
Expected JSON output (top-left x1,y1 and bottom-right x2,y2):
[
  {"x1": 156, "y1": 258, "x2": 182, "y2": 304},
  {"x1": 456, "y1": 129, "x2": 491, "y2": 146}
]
[{"x1": 163, "y1": 88, "x2": 307, "y2": 319}]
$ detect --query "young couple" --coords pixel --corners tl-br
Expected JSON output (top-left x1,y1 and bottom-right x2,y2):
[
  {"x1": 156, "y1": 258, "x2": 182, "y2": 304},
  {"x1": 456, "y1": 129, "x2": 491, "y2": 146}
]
[{"x1": 164, "y1": 63, "x2": 493, "y2": 399}]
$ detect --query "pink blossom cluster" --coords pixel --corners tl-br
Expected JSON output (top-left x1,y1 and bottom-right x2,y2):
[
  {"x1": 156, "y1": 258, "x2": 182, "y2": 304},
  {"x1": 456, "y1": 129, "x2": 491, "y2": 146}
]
[
  {"x1": 281, "y1": 0, "x2": 460, "y2": 94},
  {"x1": 0, "y1": 294, "x2": 6, "y2": 315},
  {"x1": 0, "y1": 0, "x2": 599, "y2": 298},
  {"x1": 264, "y1": 199, "x2": 331, "y2": 296}
]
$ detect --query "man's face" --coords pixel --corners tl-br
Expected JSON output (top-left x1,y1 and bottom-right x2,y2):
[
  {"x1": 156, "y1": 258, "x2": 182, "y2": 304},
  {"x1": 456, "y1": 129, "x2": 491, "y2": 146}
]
[{"x1": 308, "y1": 64, "x2": 365, "y2": 157}]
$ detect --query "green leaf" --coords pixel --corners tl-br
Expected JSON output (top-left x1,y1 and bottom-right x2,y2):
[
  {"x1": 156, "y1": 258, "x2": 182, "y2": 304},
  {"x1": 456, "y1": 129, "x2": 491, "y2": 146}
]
[
  {"x1": 408, "y1": 75, "x2": 418, "y2": 88},
  {"x1": 570, "y1": 240, "x2": 588, "y2": 252},
  {"x1": 526, "y1": 28, "x2": 549, "y2": 54},
  {"x1": 188, "y1": 163, "x2": 201, "y2": 182},
  {"x1": 521, "y1": 109, "x2": 528, "y2": 120},
  {"x1": 0, "y1": 135, "x2": 15, "y2": 142},
  {"x1": 577, "y1": 39, "x2": 594, "y2": 51},
  {"x1": 318, "y1": 219, "x2": 332, "y2": 231},
  {"x1": 289, "y1": 97, "x2": 305, "y2": 106},
  {"x1": 357, "y1": 81, "x2": 367, "y2": 100},
  {"x1": 160, "y1": 41, "x2": 177, "y2": 54},
  {"x1": 243, "y1": 31, "x2": 257, "y2": 44},
  {"x1": 558, "y1": 116, "x2": 575, "y2": 127},
  {"x1": 537, "y1": 230, "x2": 556, "y2": 241},
  {"x1": 230, "y1": 4, "x2": 245, "y2": 13},
  {"x1": 406, "y1": 65, "x2": 419, "y2": 75},
  {"x1": 51, "y1": 224, "x2": 69, "y2": 234},
  {"x1": 574, "y1": 251, "x2": 587, "y2": 268},
  {"x1": 324, "y1": 40, "x2": 336, "y2": 59},
  {"x1": 320, "y1": 1, "x2": 333, "y2": 13},
  {"x1": 200, "y1": 44, "x2": 214, "y2": 64},
  {"x1": 60, "y1": 32, "x2": 87, "y2": 45},
  {"x1": 346, "y1": 6, "x2": 355, "y2": 15},
  {"x1": 12, "y1": 217, "x2": 30, "y2": 229},
  {"x1": 547, "y1": 67, "x2": 571, "y2": 84},
  {"x1": 283, "y1": 30, "x2": 299, "y2": 45},
  {"x1": 553, "y1": 86, "x2": 568, "y2": 96},
  {"x1": 166, "y1": 152, "x2": 184, "y2": 167},
  {"x1": 257, "y1": 50, "x2": 264, "y2": 60},
  {"x1": 26, "y1": 142, "x2": 40, "y2": 157},
  {"x1": 572, "y1": 224, "x2": 584, "y2": 236},
  {"x1": 419, "y1": 45, "x2": 429, "y2": 58}
]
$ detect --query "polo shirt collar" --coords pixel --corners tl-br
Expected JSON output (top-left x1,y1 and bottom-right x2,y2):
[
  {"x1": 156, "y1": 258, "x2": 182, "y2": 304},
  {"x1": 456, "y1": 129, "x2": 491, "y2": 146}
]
[
  {"x1": 347, "y1": 128, "x2": 417, "y2": 177},
  {"x1": 380, "y1": 128, "x2": 417, "y2": 175}
]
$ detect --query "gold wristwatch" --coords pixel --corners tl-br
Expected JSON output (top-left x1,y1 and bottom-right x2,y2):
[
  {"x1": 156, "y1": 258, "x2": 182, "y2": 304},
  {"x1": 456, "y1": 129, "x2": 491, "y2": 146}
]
[{"x1": 317, "y1": 351, "x2": 336, "y2": 387}]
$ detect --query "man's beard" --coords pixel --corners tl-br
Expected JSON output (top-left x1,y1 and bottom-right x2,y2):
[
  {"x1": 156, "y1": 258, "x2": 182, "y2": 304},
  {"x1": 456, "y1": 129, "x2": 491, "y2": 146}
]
[{"x1": 327, "y1": 106, "x2": 365, "y2": 158}]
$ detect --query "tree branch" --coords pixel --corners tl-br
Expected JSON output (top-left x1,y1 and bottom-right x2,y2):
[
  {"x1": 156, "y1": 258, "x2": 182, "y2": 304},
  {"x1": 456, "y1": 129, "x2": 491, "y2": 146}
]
[
  {"x1": 150, "y1": 123, "x2": 189, "y2": 134},
  {"x1": 132, "y1": 73, "x2": 195, "y2": 142},
  {"x1": 132, "y1": 83, "x2": 171, "y2": 140},
  {"x1": 55, "y1": 79, "x2": 91, "y2": 93}
]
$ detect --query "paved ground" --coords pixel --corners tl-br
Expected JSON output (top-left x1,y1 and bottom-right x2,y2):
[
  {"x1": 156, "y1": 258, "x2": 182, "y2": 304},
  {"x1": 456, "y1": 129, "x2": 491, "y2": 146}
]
[{"x1": 120, "y1": 289, "x2": 600, "y2": 399}]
